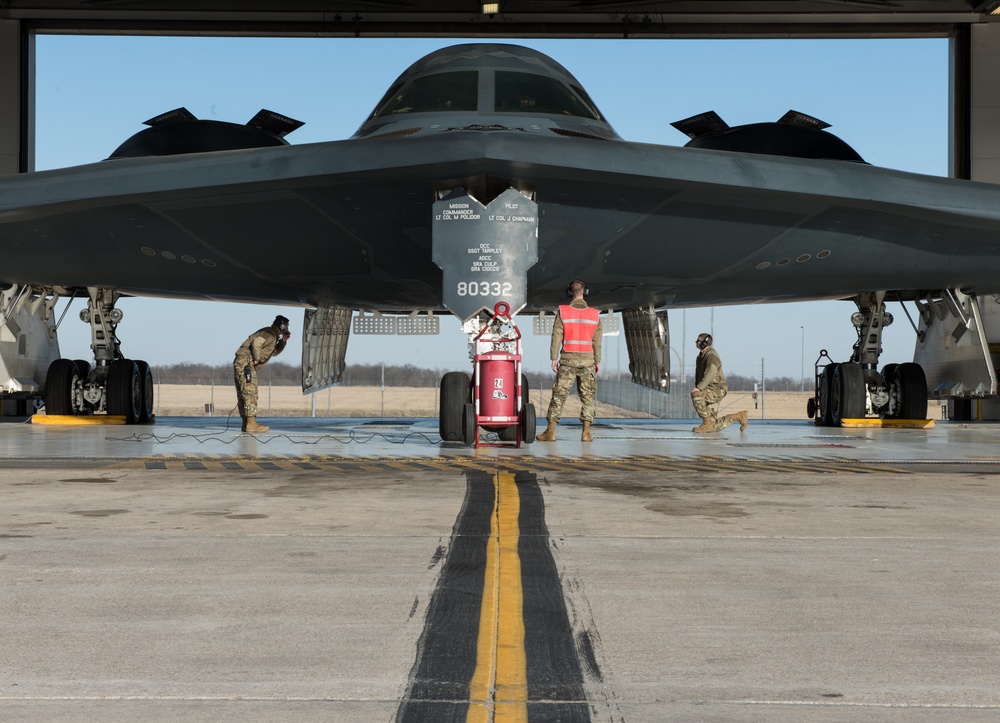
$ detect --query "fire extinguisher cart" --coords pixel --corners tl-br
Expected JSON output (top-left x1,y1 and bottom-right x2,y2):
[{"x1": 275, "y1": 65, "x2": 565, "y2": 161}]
[{"x1": 462, "y1": 301, "x2": 537, "y2": 448}]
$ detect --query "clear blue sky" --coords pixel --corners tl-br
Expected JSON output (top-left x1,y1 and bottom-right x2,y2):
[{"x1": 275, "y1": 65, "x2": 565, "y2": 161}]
[{"x1": 32, "y1": 35, "x2": 949, "y2": 383}]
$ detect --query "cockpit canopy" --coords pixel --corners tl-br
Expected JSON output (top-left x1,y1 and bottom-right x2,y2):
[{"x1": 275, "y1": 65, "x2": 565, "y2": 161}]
[
  {"x1": 356, "y1": 44, "x2": 614, "y2": 139},
  {"x1": 368, "y1": 69, "x2": 604, "y2": 121}
]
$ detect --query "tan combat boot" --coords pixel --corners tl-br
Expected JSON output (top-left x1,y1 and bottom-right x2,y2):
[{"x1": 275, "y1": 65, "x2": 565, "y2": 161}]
[
  {"x1": 738, "y1": 410, "x2": 749, "y2": 431},
  {"x1": 581, "y1": 421, "x2": 594, "y2": 442},
  {"x1": 537, "y1": 420, "x2": 557, "y2": 442},
  {"x1": 692, "y1": 418, "x2": 713, "y2": 433},
  {"x1": 244, "y1": 417, "x2": 270, "y2": 434}
]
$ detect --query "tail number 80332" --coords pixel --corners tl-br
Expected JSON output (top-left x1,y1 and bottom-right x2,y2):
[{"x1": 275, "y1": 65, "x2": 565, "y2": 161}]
[{"x1": 457, "y1": 281, "x2": 513, "y2": 297}]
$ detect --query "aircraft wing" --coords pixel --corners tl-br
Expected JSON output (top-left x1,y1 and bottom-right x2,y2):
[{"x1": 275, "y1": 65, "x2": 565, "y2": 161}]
[
  {"x1": 4, "y1": 41, "x2": 1000, "y2": 316},
  {"x1": 2, "y1": 130, "x2": 1000, "y2": 313}
]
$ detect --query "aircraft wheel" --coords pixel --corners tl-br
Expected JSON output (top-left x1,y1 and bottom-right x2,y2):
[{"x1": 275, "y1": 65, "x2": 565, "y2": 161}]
[
  {"x1": 439, "y1": 371, "x2": 471, "y2": 441},
  {"x1": 135, "y1": 360, "x2": 155, "y2": 423},
  {"x1": 890, "y1": 362, "x2": 927, "y2": 420},
  {"x1": 806, "y1": 396, "x2": 817, "y2": 419},
  {"x1": 521, "y1": 402, "x2": 537, "y2": 445},
  {"x1": 107, "y1": 359, "x2": 141, "y2": 424},
  {"x1": 818, "y1": 363, "x2": 836, "y2": 426},
  {"x1": 878, "y1": 363, "x2": 899, "y2": 418},
  {"x1": 462, "y1": 402, "x2": 478, "y2": 446},
  {"x1": 73, "y1": 359, "x2": 92, "y2": 382},
  {"x1": 44, "y1": 358, "x2": 82, "y2": 416},
  {"x1": 831, "y1": 362, "x2": 865, "y2": 425}
]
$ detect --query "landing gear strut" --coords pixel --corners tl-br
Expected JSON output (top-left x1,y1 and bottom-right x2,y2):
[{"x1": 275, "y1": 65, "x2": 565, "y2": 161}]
[
  {"x1": 811, "y1": 292, "x2": 927, "y2": 426},
  {"x1": 43, "y1": 288, "x2": 154, "y2": 423}
]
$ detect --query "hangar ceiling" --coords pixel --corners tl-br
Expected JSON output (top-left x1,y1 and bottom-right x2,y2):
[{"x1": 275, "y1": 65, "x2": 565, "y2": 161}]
[{"x1": 1, "y1": 1, "x2": 999, "y2": 38}]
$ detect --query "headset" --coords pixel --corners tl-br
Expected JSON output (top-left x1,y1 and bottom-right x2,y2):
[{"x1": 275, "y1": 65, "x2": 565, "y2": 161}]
[
  {"x1": 274, "y1": 315, "x2": 290, "y2": 333},
  {"x1": 565, "y1": 279, "x2": 590, "y2": 298},
  {"x1": 697, "y1": 334, "x2": 712, "y2": 350}
]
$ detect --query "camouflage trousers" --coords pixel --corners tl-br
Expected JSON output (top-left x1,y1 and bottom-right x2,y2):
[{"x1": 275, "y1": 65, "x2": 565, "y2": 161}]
[
  {"x1": 233, "y1": 358, "x2": 259, "y2": 418},
  {"x1": 545, "y1": 360, "x2": 597, "y2": 423},
  {"x1": 691, "y1": 385, "x2": 737, "y2": 432}
]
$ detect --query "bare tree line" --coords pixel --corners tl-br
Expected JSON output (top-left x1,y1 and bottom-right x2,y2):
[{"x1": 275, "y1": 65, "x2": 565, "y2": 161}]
[
  {"x1": 151, "y1": 362, "x2": 807, "y2": 392},
  {"x1": 152, "y1": 362, "x2": 444, "y2": 387}
]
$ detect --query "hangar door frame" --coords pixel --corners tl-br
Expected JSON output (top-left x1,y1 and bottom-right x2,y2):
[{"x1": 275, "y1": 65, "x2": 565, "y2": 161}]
[{"x1": 3, "y1": 15, "x2": 1000, "y2": 184}]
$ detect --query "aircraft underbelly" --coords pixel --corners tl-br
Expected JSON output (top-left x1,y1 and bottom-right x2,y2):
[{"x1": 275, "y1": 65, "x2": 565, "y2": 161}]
[{"x1": 3, "y1": 133, "x2": 1000, "y2": 310}]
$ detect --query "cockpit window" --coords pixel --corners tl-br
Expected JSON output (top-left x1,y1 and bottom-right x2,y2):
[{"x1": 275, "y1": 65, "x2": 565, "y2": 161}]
[
  {"x1": 494, "y1": 71, "x2": 603, "y2": 120},
  {"x1": 370, "y1": 71, "x2": 479, "y2": 119}
]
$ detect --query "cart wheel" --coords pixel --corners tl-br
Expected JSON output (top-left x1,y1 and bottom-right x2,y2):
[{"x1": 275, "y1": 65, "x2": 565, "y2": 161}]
[
  {"x1": 521, "y1": 402, "x2": 536, "y2": 444},
  {"x1": 439, "y1": 371, "x2": 471, "y2": 441},
  {"x1": 462, "y1": 402, "x2": 477, "y2": 446}
]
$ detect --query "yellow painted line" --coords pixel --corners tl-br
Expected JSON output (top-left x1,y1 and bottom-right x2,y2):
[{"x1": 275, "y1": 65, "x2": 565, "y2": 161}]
[
  {"x1": 840, "y1": 418, "x2": 934, "y2": 429},
  {"x1": 31, "y1": 414, "x2": 128, "y2": 425},
  {"x1": 468, "y1": 472, "x2": 528, "y2": 723}
]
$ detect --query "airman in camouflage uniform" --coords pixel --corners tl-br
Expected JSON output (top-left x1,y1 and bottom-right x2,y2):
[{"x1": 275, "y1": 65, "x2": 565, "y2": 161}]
[
  {"x1": 537, "y1": 279, "x2": 603, "y2": 442},
  {"x1": 691, "y1": 333, "x2": 748, "y2": 434},
  {"x1": 234, "y1": 315, "x2": 291, "y2": 433}
]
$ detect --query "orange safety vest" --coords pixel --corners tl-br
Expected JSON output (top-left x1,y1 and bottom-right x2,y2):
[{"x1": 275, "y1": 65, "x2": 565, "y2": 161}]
[{"x1": 559, "y1": 304, "x2": 599, "y2": 354}]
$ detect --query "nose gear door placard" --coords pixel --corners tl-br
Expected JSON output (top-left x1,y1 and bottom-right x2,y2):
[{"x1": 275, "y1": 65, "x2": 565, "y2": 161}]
[{"x1": 432, "y1": 187, "x2": 538, "y2": 321}]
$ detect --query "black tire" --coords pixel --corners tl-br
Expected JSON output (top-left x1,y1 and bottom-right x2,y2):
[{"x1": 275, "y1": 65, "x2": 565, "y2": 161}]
[
  {"x1": 73, "y1": 359, "x2": 92, "y2": 382},
  {"x1": 806, "y1": 396, "x2": 817, "y2": 419},
  {"x1": 439, "y1": 371, "x2": 471, "y2": 441},
  {"x1": 462, "y1": 402, "x2": 477, "y2": 446},
  {"x1": 521, "y1": 402, "x2": 537, "y2": 444},
  {"x1": 892, "y1": 362, "x2": 928, "y2": 420},
  {"x1": 879, "y1": 363, "x2": 900, "y2": 418},
  {"x1": 135, "y1": 359, "x2": 154, "y2": 423},
  {"x1": 831, "y1": 362, "x2": 865, "y2": 425},
  {"x1": 818, "y1": 363, "x2": 836, "y2": 427},
  {"x1": 881, "y1": 363, "x2": 899, "y2": 385},
  {"x1": 107, "y1": 359, "x2": 141, "y2": 424},
  {"x1": 44, "y1": 358, "x2": 80, "y2": 416}
]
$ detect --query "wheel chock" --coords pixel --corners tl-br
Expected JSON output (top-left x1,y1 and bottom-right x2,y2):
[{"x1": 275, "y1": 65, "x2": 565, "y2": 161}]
[
  {"x1": 32, "y1": 415, "x2": 129, "y2": 425},
  {"x1": 839, "y1": 418, "x2": 934, "y2": 429}
]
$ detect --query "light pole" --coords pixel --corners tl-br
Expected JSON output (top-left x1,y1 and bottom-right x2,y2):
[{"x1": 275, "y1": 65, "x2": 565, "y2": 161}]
[{"x1": 800, "y1": 326, "x2": 805, "y2": 394}]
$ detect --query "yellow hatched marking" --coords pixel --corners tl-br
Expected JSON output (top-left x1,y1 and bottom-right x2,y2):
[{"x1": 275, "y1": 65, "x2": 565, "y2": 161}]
[
  {"x1": 112, "y1": 454, "x2": 911, "y2": 475},
  {"x1": 467, "y1": 472, "x2": 528, "y2": 723}
]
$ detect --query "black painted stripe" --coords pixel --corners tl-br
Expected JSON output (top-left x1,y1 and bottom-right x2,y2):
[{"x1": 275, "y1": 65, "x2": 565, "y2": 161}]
[
  {"x1": 516, "y1": 471, "x2": 590, "y2": 719},
  {"x1": 397, "y1": 469, "x2": 593, "y2": 722},
  {"x1": 396, "y1": 471, "x2": 495, "y2": 722}
]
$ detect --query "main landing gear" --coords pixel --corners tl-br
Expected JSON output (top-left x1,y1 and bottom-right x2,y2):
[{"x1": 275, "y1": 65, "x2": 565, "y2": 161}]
[
  {"x1": 809, "y1": 292, "x2": 928, "y2": 427},
  {"x1": 43, "y1": 288, "x2": 154, "y2": 424}
]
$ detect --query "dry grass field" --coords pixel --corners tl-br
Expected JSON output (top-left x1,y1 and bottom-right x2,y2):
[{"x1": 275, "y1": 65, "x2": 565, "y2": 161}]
[{"x1": 142, "y1": 383, "x2": 938, "y2": 421}]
